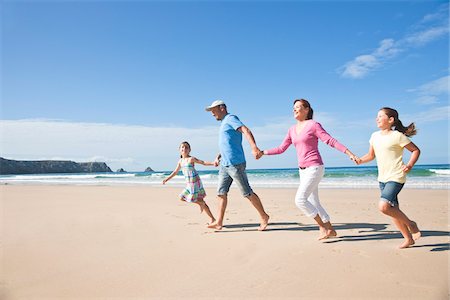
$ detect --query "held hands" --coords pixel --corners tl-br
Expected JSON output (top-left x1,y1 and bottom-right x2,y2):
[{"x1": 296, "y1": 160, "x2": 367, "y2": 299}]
[
  {"x1": 253, "y1": 148, "x2": 264, "y2": 160},
  {"x1": 349, "y1": 154, "x2": 362, "y2": 165}
]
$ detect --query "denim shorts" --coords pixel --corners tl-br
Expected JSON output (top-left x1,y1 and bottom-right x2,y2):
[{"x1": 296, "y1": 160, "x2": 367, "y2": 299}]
[
  {"x1": 379, "y1": 181, "x2": 404, "y2": 207},
  {"x1": 218, "y1": 163, "x2": 253, "y2": 197}
]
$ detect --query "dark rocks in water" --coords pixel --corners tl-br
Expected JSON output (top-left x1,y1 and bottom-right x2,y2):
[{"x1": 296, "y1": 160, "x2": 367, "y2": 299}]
[
  {"x1": 145, "y1": 167, "x2": 154, "y2": 172},
  {"x1": 116, "y1": 168, "x2": 126, "y2": 173},
  {"x1": 0, "y1": 157, "x2": 112, "y2": 175}
]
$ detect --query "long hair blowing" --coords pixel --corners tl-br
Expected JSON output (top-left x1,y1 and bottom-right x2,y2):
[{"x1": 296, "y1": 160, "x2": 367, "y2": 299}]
[{"x1": 381, "y1": 107, "x2": 417, "y2": 137}]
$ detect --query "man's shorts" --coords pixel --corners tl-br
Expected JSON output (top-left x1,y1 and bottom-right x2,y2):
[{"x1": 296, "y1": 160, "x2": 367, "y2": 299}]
[{"x1": 217, "y1": 163, "x2": 253, "y2": 197}]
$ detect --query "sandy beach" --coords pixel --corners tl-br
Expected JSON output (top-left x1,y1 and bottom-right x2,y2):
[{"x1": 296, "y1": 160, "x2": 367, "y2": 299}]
[{"x1": 1, "y1": 185, "x2": 448, "y2": 299}]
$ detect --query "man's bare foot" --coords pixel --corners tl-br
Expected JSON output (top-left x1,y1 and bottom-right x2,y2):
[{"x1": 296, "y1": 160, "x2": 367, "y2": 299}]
[
  {"x1": 207, "y1": 222, "x2": 223, "y2": 230},
  {"x1": 408, "y1": 221, "x2": 421, "y2": 240},
  {"x1": 258, "y1": 215, "x2": 270, "y2": 231},
  {"x1": 399, "y1": 239, "x2": 415, "y2": 249}
]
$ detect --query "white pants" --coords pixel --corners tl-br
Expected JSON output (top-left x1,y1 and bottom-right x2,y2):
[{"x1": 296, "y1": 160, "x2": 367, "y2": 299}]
[{"x1": 295, "y1": 165, "x2": 330, "y2": 223}]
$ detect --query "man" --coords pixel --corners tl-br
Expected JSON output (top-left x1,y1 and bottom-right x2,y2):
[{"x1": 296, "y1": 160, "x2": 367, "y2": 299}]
[{"x1": 205, "y1": 100, "x2": 269, "y2": 231}]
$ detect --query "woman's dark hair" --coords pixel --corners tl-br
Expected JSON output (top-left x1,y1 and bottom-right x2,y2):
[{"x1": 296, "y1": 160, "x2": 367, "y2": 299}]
[
  {"x1": 380, "y1": 107, "x2": 417, "y2": 137},
  {"x1": 179, "y1": 141, "x2": 191, "y2": 158},
  {"x1": 293, "y1": 99, "x2": 314, "y2": 120}
]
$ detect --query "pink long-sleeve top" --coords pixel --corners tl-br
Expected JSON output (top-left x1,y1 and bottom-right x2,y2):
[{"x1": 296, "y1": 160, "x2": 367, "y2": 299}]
[{"x1": 265, "y1": 120, "x2": 348, "y2": 168}]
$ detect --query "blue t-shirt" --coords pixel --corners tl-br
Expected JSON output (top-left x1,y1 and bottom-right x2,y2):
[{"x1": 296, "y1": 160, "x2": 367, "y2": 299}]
[{"x1": 219, "y1": 114, "x2": 246, "y2": 166}]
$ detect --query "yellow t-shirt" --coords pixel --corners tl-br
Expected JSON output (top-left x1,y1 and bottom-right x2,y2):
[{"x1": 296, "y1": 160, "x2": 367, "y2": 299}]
[{"x1": 369, "y1": 130, "x2": 411, "y2": 183}]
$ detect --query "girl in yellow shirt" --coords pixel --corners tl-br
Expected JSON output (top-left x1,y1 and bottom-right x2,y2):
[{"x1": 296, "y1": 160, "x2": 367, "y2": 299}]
[{"x1": 357, "y1": 107, "x2": 421, "y2": 249}]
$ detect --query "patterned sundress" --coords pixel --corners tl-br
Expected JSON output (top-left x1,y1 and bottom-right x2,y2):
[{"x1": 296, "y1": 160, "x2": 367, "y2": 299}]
[{"x1": 179, "y1": 158, "x2": 206, "y2": 203}]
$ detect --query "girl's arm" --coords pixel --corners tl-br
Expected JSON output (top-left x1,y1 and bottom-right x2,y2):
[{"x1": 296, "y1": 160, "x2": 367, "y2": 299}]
[
  {"x1": 192, "y1": 157, "x2": 215, "y2": 166},
  {"x1": 402, "y1": 142, "x2": 420, "y2": 173},
  {"x1": 357, "y1": 145, "x2": 375, "y2": 165},
  {"x1": 162, "y1": 161, "x2": 181, "y2": 184}
]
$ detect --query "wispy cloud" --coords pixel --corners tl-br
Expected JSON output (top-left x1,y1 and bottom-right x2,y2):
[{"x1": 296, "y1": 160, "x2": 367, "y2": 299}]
[
  {"x1": 408, "y1": 75, "x2": 449, "y2": 105},
  {"x1": 405, "y1": 106, "x2": 450, "y2": 124},
  {"x1": 339, "y1": 4, "x2": 449, "y2": 79}
]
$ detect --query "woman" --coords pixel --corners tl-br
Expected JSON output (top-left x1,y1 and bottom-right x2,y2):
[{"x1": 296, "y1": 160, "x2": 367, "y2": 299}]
[{"x1": 259, "y1": 99, "x2": 357, "y2": 240}]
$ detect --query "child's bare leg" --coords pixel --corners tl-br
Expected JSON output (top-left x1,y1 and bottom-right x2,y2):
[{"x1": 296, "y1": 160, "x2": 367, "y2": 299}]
[
  {"x1": 379, "y1": 201, "x2": 415, "y2": 248},
  {"x1": 378, "y1": 200, "x2": 420, "y2": 238},
  {"x1": 197, "y1": 199, "x2": 215, "y2": 224},
  {"x1": 193, "y1": 201, "x2": 204, "y2": 213},
  {"x1": 392, "y1": 218, "x2": 415, "y2": 249},
  {"x1": 408, "y1": 221, "x2": 421, "y2": 240}
]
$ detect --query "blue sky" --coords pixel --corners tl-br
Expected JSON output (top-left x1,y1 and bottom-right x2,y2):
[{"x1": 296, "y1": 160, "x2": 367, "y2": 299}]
[{"x1": 1, "y1": 0, "x2": 448, "y2": 171}]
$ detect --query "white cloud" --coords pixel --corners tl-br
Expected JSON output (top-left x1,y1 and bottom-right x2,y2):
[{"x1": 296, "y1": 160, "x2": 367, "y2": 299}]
[
  {"x1": 404, "y1": 106, "x2": 450, "y2": 123},
  {"x1": 339, "y1": 6, "x2": 448, "y2": 79},
  {"x1": 409, "y1": 75, "x2": 449, "y2": 105},
  {"x1": 414, "y1": 96, "x2": 439, "y2": 105},
  {"x1": 341, "y1": 54, "x2": 380, "y2": 79},
  {"x1": 402, "y1": 26, "x2": 449, "y2": 47}
]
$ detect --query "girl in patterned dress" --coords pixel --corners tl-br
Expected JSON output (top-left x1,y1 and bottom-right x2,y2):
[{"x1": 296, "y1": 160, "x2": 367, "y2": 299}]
[{"x1": 163, "y1": 141, "x2": 216, "y2": 224}]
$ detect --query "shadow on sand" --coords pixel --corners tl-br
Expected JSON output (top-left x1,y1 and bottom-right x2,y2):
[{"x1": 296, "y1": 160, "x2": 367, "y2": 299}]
[{"x1": 216, "y1": 222, "x2": 450, "y2": 252}]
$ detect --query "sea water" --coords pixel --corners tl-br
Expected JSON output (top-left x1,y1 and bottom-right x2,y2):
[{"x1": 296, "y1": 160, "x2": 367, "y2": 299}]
[{"x1": 1, "y1": 164, "x2": 448, "y2": 189}]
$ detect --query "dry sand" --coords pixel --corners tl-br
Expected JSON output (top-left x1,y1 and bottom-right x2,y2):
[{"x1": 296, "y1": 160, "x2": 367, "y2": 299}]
[{"x1": 1, "y1": 185, "x2": 449, "y2": 299}]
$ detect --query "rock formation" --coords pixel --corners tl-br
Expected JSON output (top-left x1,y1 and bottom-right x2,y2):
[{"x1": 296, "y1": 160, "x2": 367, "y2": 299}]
[{"x1": 0, "y1": 157, "x2": 112, "y2": 175}]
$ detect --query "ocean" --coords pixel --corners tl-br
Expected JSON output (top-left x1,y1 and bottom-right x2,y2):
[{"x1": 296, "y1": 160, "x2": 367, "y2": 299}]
[{"x1": 1, "y1": 164, "x2": 449, "y2": 189}]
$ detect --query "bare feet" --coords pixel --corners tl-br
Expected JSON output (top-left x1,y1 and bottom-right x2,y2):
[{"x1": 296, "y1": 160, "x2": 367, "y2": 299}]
[
  {"x1": 318, "y1": 228, "x2": 337, "y2": 240},
  {"x1": 258, "y1": 215, "x2": 270, "y2": 231},
  {"x1": 399, "y1": 239, "x2": 415, "y2": 249},
  {"x1": 207, "y1": 222, "x2": 223, "y2": 230},
  {"x1": 408, "y1": 221, "x2": 421, "y2": 240},
  {"x1": 207, "y1": 218, "x2": 216, "y2": 225}
]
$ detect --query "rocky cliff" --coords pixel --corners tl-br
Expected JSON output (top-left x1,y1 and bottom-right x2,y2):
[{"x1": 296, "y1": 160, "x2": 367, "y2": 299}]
[{"x1": 0, "y1": 157, "x2": 112, "y2": 175}]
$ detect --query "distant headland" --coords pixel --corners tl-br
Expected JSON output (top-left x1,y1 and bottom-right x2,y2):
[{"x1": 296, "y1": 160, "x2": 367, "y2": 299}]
[{"x1": 0, "y1": 157, "x2": 113, "y2": 175}]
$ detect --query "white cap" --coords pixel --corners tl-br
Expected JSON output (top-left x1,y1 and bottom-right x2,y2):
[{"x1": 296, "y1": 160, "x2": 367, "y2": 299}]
[{"x1": 205, "y1": 100, "x2": 226, "y2": 111}]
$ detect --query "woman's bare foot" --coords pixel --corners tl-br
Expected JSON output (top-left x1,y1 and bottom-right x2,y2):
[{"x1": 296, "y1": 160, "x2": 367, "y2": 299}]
[
  {"x1": 328, "y1": 229, "x2": 337, "y2": 238},
  {"x1": 318, "y1": 227, "x2": 336, "y2": 240},
  {"x1": 258, "y1": 215, "x2": 270, "y2": 231},
  {"x1": 207, "y1": 218, "x2": 216, "y2": 225},
  {"x1": 399, "y1": 239, "x2": 415, "y2": 249},
  {"x1": 408, "y1": 221, "x2": 421, "y2": 240},
  {"x1": 207, "y1": 222, "x2": 223, "y2": 230}
]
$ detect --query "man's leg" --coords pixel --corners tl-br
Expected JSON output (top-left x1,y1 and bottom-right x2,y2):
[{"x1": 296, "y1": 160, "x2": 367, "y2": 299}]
[
  {"x1": 246, "y1": 193, "x2": 269, "y2": 231},
  {"x1": 207, "y1": 194, "x2": 228, "y2": 230},
  {"x1": 208, "y1": 165, "x2": 232, "y2": 230}
]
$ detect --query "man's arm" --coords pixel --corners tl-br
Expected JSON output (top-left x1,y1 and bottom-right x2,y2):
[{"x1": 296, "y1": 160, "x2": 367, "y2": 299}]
[{"x1": 238, "y1": 125, "x2": 262, "y2": 159}]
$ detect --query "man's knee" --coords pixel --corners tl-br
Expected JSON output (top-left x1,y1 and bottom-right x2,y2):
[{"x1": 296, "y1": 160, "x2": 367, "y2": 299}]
[{"x1": 217, "y1": 194, "x2": 227, "y2": 200}]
